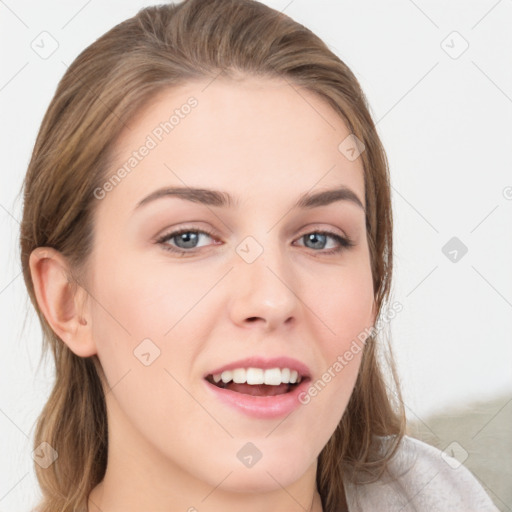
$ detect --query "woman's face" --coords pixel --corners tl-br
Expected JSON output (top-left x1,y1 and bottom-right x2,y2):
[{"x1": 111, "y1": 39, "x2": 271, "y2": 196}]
[{"x1": 84, "y1": 76, "x2": 375, "y2": 495}]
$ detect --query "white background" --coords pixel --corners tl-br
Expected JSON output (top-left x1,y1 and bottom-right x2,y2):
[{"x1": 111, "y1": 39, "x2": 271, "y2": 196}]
[{"x1": 1, "y1": 0, "x2": 511, "y2": 510}]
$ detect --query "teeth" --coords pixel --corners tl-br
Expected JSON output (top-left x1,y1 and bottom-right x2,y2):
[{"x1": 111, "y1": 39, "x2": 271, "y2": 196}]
[
  {"x1": 232, "y1": 368, "x2": 246, "y2": 383},
  {"x1": 221, "y1": 370, "x2": 233, "y2": 383},
  {"x1": 212, "y1": 367, "x2": 304, "y2": 386},
  {"x1": 246, "y1": 368, "x2": 264, "y2": 385},
  {"x1": 264, "y1": 368, "x2": 282, "y2": 385}
]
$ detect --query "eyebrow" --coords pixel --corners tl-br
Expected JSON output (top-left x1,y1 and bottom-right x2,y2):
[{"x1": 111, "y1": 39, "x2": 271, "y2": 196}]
[{"x1": 134, "y1": 185, "x2": 365, "y2": 212}]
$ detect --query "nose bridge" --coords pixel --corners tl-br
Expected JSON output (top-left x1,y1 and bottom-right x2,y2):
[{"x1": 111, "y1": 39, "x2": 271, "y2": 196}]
[{"x1": 229, "y1": 229, "x2": 299, "y2": 328}]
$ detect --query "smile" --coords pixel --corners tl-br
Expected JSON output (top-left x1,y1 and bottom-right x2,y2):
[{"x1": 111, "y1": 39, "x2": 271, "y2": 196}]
[
  {"x1": 204, "y1": 371, "x2": 311, "y2": 419},
  {"x1": 206, "y1": 366, "x2": 304, "y2": 397}
]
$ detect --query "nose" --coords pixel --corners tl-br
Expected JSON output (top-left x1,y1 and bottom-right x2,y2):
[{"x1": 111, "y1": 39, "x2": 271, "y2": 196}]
[{"x1": 228, "y1": 239, "x2": 300, "y2": 332}]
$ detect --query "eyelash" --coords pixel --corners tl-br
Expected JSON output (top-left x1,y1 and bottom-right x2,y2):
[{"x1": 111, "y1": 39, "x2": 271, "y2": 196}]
[{"x1": 155, "y1": 226, "x2": 355, "y2": 256}]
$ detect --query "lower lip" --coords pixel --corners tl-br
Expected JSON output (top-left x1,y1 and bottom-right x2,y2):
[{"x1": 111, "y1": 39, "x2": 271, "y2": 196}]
[{"x1": 203, "y1": 378, "x2": 311, "y2": 419}]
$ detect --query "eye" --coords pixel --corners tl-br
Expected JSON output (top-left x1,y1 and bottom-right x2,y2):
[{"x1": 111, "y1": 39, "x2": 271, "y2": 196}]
[
  {"x1": 156, "y1": 227, "x2": 219, "y2": 255},
  {"x1": 294, "y1": 230, "x2": 355, "y2": 255},
  {"x1": 155, "y1": 227, "x2": 355, "y2": 256}
]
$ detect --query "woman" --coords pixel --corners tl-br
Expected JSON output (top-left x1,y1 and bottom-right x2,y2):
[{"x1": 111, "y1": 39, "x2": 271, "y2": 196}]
[{"x1": 20, "y1": 0, "x2": 498, "y2": 511}]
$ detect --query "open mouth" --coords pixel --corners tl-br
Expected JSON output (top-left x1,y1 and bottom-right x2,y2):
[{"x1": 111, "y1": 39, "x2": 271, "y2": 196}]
[{"x1": 205, "y1": 373, "x2": 308, "y2": 397}]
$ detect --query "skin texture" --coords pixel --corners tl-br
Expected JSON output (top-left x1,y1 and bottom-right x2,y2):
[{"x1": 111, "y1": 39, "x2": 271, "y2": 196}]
[{"x1": 30, "y1": 76, "x2": 376, "y2": 512}]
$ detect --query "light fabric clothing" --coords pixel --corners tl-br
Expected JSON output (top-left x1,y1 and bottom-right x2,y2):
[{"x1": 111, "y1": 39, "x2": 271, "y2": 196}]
[{"x1": 343, "y1": 435, "x2": 499, "y2": 511}]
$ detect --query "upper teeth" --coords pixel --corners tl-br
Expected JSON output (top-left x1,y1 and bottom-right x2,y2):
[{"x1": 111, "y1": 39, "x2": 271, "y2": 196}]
[{"x1": 212, "y1": 368, "x2": 302, "y2": 386}]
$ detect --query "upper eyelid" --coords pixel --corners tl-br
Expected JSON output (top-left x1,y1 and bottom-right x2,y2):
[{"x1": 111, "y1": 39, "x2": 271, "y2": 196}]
[{"x1": 157, "y1": 224, "x2": 347, "y2": 236}]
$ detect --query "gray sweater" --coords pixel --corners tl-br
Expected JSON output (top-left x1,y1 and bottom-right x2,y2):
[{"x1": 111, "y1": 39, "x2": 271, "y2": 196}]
[{"x1": 343, "y1": 436, "x2": 499, "y2": 511}]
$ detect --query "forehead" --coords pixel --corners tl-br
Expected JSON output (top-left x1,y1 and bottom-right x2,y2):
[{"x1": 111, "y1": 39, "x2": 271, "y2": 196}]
[{"x1": 99, "y1": 76, "x2": 366, "y2": 216}]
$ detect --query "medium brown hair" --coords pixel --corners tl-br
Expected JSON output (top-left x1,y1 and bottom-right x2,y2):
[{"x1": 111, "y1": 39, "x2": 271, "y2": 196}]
[{"x1": 19, "y1": 1, "x2": 406, "y2": 510}]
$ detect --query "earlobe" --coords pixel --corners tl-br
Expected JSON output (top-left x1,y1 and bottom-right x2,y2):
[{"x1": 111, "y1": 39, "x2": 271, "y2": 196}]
[{"x1": 29, "y1": 247, "x2": 96, "y2": 357}]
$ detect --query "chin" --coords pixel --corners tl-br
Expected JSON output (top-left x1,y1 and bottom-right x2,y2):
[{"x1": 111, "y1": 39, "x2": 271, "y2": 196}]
[{"x1": 200, "y1": 446, "x2": 315, "y2": 493}]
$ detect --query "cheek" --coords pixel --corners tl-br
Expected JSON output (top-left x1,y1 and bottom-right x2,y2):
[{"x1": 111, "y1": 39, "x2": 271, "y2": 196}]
[
  {"x1": 87, "y1": 250, "x2": 211, "y2": 409},
  {"x1": 87, "y1": 255, "x2": 204, "y2": 452},
  {"x1": 295, "y1": 258, "x2": 374, "y2": 433},
  {"x1": 311, "y1": 259, "x2": 375, "y2": 349},
  {"x1": 89, "y1": 247, "x2": 208, "y2": 337}
]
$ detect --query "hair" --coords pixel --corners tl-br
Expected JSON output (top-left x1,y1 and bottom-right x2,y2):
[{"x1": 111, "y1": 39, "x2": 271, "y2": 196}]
[{"x1": 19, "y1": 1, "x2": 406, "y2": 510}]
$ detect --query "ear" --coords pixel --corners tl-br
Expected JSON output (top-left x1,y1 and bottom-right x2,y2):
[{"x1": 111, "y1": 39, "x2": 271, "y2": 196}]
[{"x1": 29, "y1": 247, "x2": 96, "y2": 357}]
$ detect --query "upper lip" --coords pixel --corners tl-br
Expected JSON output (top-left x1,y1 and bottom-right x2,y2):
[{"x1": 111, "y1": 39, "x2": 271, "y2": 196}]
[{"x1": 204, "y1": 356, "x2": 311, "y2": 379}]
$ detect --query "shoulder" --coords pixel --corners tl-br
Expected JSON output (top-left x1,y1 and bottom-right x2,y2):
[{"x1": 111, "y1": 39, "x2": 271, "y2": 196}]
[{"x1": 343, "y1": 435, "x2": 499, "y2": 512}]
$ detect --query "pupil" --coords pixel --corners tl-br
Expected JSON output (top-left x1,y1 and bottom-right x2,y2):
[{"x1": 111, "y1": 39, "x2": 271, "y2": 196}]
[
  {"x1": 306, "y1": 233, "x2": 326, "y2": 250},
  {"x1": 177, "y1": 232, "x2": 198, "y2": 248}
]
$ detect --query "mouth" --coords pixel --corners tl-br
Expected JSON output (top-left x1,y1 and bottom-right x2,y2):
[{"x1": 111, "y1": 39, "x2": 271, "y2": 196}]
[
  {"x1": 203, "y1": 362, "x2": 312, "y2": 418},
  {"x1": 204, "y1": 368, "x2": 310, "y2": 397}
]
